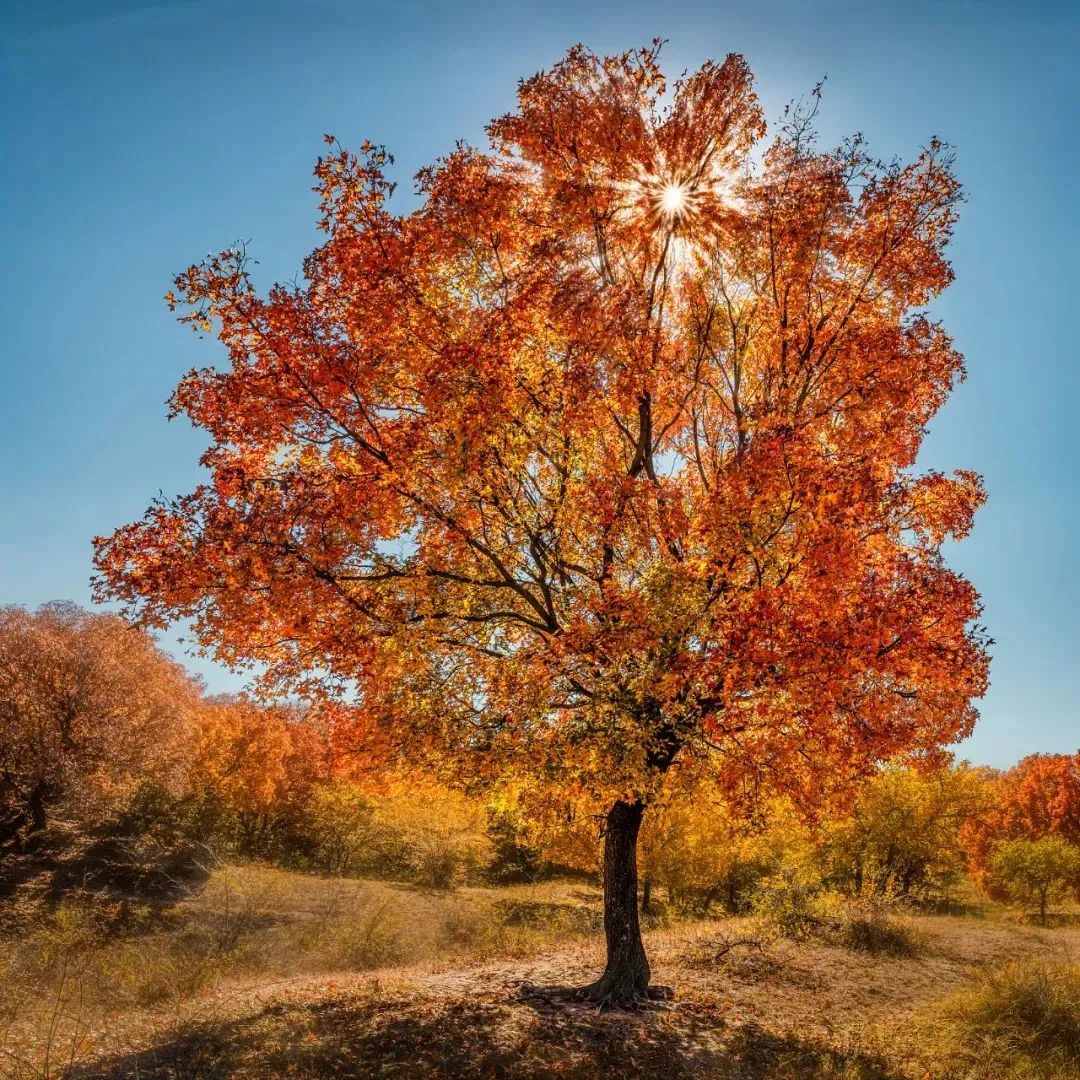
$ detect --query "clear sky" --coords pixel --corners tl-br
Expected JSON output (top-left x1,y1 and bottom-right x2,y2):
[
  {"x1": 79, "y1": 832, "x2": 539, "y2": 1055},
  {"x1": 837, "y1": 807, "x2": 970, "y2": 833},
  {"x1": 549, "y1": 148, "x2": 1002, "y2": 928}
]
[{"x1": 1, "y1": 1, "x2": 1076, "y2": 767}]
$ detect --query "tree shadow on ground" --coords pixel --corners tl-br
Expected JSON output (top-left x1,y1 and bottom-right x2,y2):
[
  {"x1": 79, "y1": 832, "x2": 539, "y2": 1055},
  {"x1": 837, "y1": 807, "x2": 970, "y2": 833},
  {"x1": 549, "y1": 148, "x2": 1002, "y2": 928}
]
[
  {"x1": 68, "y1": 987, "x2": 901, "y2": 1080},
  {"x1": 0, "y1": 827, "x2": 214, "y2": 937},
  {"x1": 41, "y1": 835, "x2": 213, "y2": 908}
]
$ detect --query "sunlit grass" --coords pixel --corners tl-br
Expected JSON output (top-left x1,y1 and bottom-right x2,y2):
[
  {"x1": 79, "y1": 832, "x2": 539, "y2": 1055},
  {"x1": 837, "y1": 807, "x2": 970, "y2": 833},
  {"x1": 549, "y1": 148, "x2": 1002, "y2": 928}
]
[
  {"x1": 0, "y1": 863, "x2": 601, "y2": 1078},
  {"x1": 919, "y1": 959, "x2": 1080, "y2": 1079},
  {"x1": 3, "y1": 863, "x2": 1080, "y2": 1079}
]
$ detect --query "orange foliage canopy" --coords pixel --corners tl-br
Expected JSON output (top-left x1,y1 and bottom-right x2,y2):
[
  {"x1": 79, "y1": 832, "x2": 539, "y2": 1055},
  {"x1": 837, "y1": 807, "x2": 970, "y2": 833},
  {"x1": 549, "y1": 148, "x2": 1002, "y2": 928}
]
[
  {"x1": 94, "y1": 44, "x2": 988, "y2": 811},
  {"x1": 190, "y1": 699, "x2": 330, "y2": 836},
  {"x1": 0, "y1": 602, "x2": 199, "y2": 843},
  {"x1": 965, "y1": 752, "x2": 1080, "y2": 891}
]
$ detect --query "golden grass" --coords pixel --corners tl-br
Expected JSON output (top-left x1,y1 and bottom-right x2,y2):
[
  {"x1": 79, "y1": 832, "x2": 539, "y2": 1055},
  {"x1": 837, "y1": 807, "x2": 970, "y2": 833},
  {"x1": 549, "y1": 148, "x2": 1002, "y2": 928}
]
[
  {"x1": 0, "y1": 863, "x2": 601, "y2": 1078},
  {"x1": 2, "y1": 864, "x2": 1079, "y2": 1079},
  {"x1": 916, "y1": 959, "x2": 1080, "y2": 1079}
]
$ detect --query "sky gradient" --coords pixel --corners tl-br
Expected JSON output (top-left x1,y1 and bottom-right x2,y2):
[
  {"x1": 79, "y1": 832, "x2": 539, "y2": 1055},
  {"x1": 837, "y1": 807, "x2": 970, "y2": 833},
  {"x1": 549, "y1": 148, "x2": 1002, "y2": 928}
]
[{"x1": 2, "y1": 0, "x2": 1077, "y2": 767}]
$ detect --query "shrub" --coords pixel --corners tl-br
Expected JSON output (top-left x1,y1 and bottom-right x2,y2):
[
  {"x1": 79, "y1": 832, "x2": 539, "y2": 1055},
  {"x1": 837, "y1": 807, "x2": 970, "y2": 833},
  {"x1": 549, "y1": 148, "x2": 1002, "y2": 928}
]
[
  {"x1": 815, "y1": 893, "x2": 920, "y2": 956},
  {"x1": 752, "y1": 877, "x2": 919, "y2": 955},
  {"x1": 303, "y1": 780, "x2": 380, "y2": 875},
  {"x1": 297, "y1": 779, "x2": 494, "y2": 888},
  {"x1": 484, "y1": 809, "x2": 548, "y2": 884},
  {"x1": 749, "y1": 863, "x2": 822, "y2": 940},
  {"x1": 373, "y1": 786, "x2": 493, "y2": 888}
]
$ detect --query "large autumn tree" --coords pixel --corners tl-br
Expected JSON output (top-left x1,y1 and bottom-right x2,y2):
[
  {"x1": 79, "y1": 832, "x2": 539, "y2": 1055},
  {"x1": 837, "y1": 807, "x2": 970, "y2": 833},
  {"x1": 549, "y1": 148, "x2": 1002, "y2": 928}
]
[{"x1": 95, "y1": 44, "x2": 989, "y2": 1003}]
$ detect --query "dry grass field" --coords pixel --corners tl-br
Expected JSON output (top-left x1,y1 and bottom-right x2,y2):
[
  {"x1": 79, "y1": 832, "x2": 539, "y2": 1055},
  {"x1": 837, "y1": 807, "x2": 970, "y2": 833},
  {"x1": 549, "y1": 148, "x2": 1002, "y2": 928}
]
[{"x1": 2, "y1": 856, "x2": 1078, "y2": 1079}]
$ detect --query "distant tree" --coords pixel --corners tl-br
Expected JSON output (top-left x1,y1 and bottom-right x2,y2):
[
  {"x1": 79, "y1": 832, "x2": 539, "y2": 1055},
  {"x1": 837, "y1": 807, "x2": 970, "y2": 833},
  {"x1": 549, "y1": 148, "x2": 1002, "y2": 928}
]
[
  {"x1": 0, "y1": 602, "x2": 198, "y2": 849},
  {"x1": 988, "y1": 836, "x2": 1080, "y2": 925},
  {"x1": 965, "y1": 752, "x2": 1080, "y2": 894},
  {"x1": 818, "y1": 762, "x2": 992, "y2": 899},
  {"x1": 94, "y1": 45, "x2": 988, "y2": 1003},
  {"x1": 189, "y1": 698, "x2": 330, "y2": 852},
  {"x1": 639, "y1": 775, "x2": 802, "y2": 914}
]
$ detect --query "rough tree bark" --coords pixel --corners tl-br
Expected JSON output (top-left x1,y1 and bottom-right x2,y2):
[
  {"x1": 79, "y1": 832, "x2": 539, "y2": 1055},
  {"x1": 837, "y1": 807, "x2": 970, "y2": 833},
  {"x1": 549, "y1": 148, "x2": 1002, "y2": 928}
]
[
  {"x1": 0, "y1": 781, "x2": 49, "y2": 854},
  {"x1": 579, "y1": 799, "x2": 654, "y2": 1005},
  {"x1": 29, "y1": 781, "x2": 48, "y2": 833}
]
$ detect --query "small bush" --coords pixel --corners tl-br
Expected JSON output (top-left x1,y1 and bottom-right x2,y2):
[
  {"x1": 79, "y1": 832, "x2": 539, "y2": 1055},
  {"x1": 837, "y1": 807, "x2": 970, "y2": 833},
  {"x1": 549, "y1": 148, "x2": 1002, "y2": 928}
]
[
  {"x1": 484, "y1": 810, "x2": 548, "y2": 884},
  {"x1": 927, "y1": 960, "x2": 1080, "y2": 1079},
  {"x1": 370, "y1": 787, "x2": 494, "y2": 889},
  {"x1": 750, "y1": 866, "x2": 822, "y2": 940},
  {"x1": 820, "y1": 895, "x2": 920, "y2": 956},
  {"x1": 293, "y1": 779, "x2": 495, "y2": 888},
  {"x1": 302, "y1": 781, "x2": 380, "y2": 875},
  {"x1": 753, "y1": 880, "x2": 919, "y2": 956}
]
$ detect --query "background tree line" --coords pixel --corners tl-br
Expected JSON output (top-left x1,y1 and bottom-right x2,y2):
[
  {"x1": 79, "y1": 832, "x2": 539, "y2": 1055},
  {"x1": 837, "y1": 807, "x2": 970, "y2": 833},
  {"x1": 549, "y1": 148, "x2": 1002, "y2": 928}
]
[{"x1": 3, "y1": 601, "x2": 1078, "y2": 919}]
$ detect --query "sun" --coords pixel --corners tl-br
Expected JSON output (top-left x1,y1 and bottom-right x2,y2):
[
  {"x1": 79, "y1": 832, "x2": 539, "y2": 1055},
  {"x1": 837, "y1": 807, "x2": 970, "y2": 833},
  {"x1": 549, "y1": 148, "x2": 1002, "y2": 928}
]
[{"x1": 659, "y1": 182, "x2": 688, "y2": 218}]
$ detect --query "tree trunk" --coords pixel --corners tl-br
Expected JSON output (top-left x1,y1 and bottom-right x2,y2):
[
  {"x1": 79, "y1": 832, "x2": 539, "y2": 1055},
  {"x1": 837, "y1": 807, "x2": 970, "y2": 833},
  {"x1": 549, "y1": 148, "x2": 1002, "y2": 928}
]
[
  {"x1": 580, "y1": 799, "x2": 652, "y2": 1005},
  {"x1": 28, "y1": 781, "x2": 48, "y2": 833},
  {"x1": 699, "y1": 881, "x2": 723, "y2": 915},
  {"x1": 641, "y1": 876, "x2": 653, "y2": 915}
]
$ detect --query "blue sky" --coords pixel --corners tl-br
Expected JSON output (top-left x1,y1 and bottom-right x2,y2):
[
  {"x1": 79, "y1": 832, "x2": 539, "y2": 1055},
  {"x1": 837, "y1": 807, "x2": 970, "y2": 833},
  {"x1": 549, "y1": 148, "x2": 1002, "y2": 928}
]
[{"x1": 1, "y1": 1, "x2": 1077, "y2": 767}]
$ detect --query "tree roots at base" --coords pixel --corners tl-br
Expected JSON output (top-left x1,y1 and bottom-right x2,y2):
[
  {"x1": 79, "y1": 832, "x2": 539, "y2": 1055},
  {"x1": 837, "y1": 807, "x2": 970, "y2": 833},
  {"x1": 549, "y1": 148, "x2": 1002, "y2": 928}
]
[{"x1": 518, "y1": 980, "x2": 675, "y2": 1011}]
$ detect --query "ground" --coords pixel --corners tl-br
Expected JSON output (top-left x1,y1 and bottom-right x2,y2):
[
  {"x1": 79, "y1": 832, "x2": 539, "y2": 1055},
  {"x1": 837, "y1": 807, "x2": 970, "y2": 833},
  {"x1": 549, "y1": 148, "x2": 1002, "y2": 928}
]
[
  {"x1": 1, "y1": 849, "x2": 1078, "y2": 1079},
  {"x1": 58, "y1": 916, "x2": 1080, "y2": 1078}
]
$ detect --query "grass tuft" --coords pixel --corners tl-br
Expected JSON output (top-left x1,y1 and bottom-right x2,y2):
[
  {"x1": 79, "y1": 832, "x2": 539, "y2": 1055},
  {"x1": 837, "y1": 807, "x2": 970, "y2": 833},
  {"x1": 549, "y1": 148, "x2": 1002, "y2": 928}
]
[{"x1": 925, "y1": 959, "x2": 1080, "y2": 1079}]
